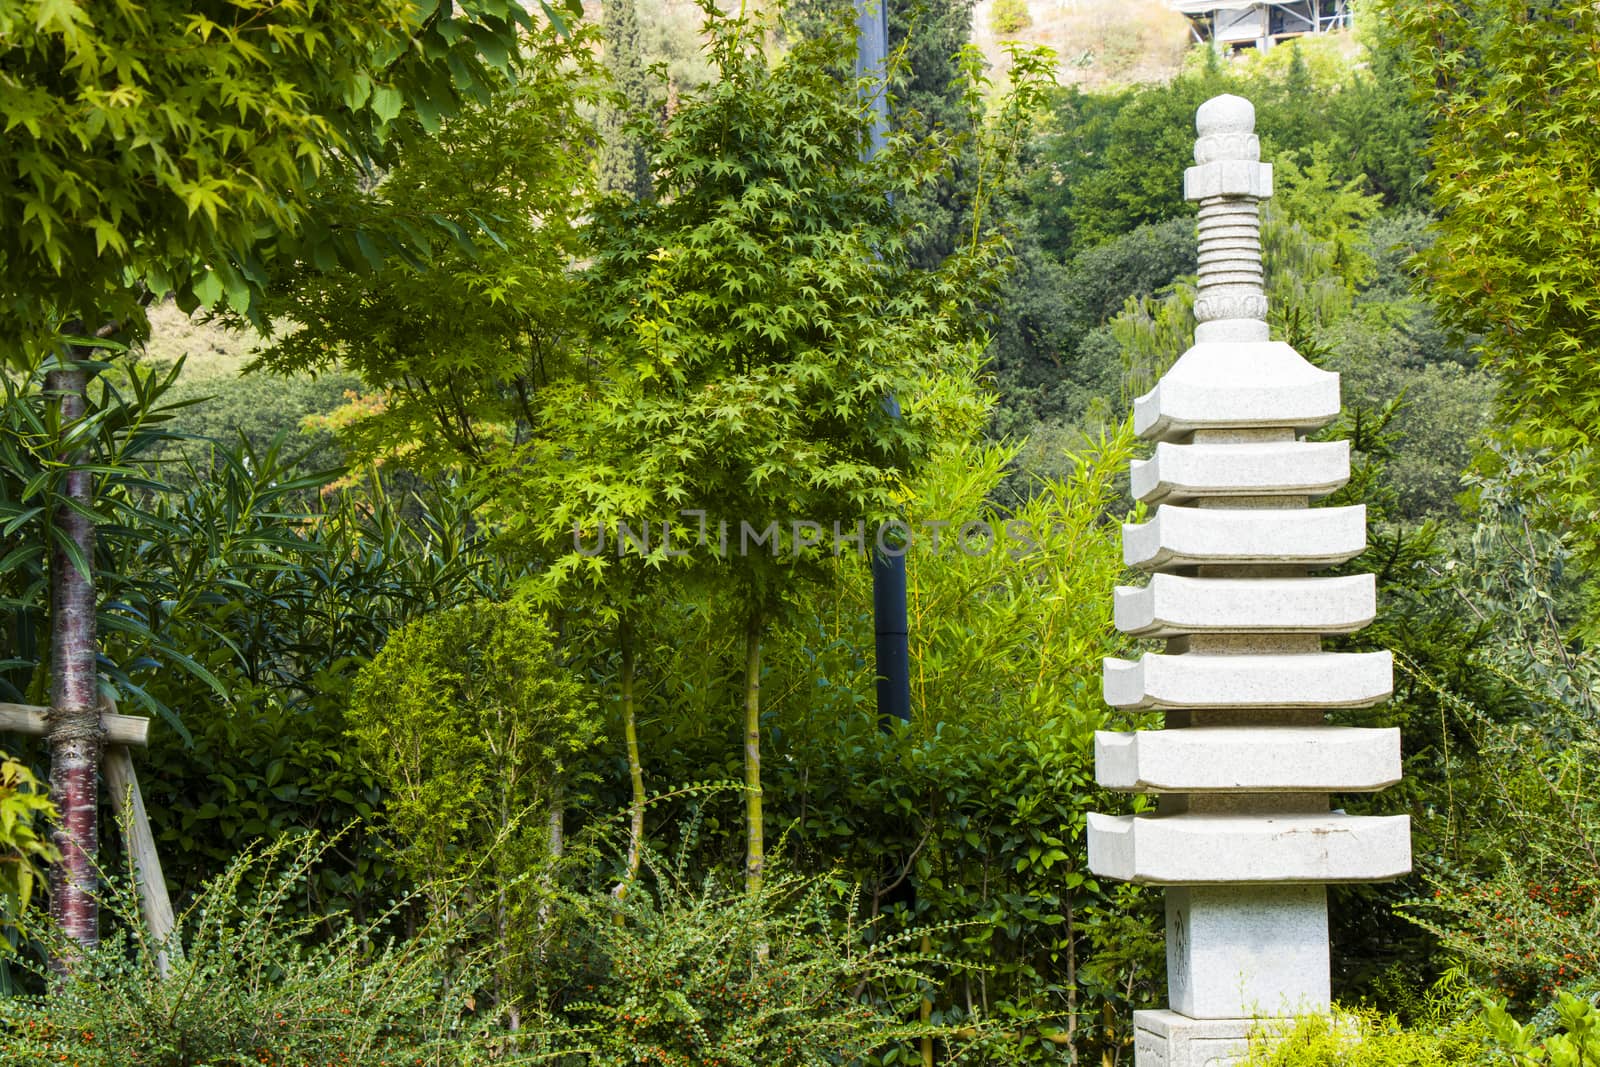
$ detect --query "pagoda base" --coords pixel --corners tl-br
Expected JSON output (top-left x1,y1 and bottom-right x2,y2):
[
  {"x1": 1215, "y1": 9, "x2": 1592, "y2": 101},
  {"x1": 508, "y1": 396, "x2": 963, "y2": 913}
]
[{"x1": 1133, "y1": 1010, "x2": 1256, "y2": 1067}]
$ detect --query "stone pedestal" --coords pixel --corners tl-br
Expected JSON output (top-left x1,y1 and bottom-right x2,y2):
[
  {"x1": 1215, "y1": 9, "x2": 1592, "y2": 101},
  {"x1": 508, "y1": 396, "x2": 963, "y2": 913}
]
[
  {"x1": 1133, "y1": 1010, "x2": 1254, "y2": 1067},
  {"x1": 1085, "y1": 93, "x2": 1411, "y2": 1065},
  {"x1": 1166, "y1": 885, "x2": 1328, "y2": 1019}
]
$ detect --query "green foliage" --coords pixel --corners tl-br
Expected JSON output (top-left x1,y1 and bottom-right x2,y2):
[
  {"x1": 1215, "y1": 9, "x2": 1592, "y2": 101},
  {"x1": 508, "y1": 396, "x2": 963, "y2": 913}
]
[
  {"x1": 517, "y1": 12, "x2": 1027, "y2": 914},
  {"x1": 131, "y1": 303, "x2": 359, "y2": 475},
  {"x1": 152, "y1": 369, "x2": 360, "y2": 479},
  {"x1": 1311, "y1": 211, "x2": 1493, "y2": 521},
  {"x1": 0, "y1": 0, "x2": 545, "y2": 357},
  {"x1": 1338, "y1": 358, "x2": 1492, "y2": 521},
  {"x1": 350, "y1": 599, "x2": 600, "y2": 1022},
  {"x1": 349, "y1": 599, "x2": 599, "y2": 888},
  {"x1": 635, "y1": 0, "x2": 716, "y2": 105},
  {"x1": 255, "y1": 23, "x2": 599, "y2": 473},
  {"x1": 1269, "y1": 146, "x2": 1383, "y2": 292},
  {"x1": 894, "y1": 433, "x2": 1136, "y2": 736},
  {"x1": 1387, "y1": 0, "x2": 1600, "y2": 605},
  {"x1": 0, "y1": 834, "x2": 484, "y2": 1067},
  {"x1": 1238, "y1": 1008, "x2": 1485, "y2": 1065},
  {"x1": 101, "y1": 443, "x2": 506, "y2": 914},
  {"x1": 1327, "y1": 17, "x2": 1433, "y2": 212},
  {"x1": 1027, "y1": 29, "x2": 1428, "y2": 258},
  {"x1": 1241, "y1": 992, "x2": 1600, "y2": 1067},
  {"x1": 1, "y1": 368, "x2": 530, "y2": 930},
  {"x1": 896, "y1": 0, "x2": 985, "y2": 271},
  {"x1": 0, "y1": 3, "x2": 1551, "y2": 1059},
  {"x1": 554, "y1": 848, "x2": 959, "y2": 1066},
  {"x1": 989, "y1": 0, "x2": 1031, "y2": 37},
  {"x1": 781, "y1": 0, "x2": 977, "y2": 148},
  {"x1": 1103, "y1": 175, "x2": 1372, "y2": 413},
  {"x1": 0, "y1": 752, "x2": 56, "y2": 933},
  {"x1": 987, "y1": 216, "x2": 1196, "y2": 438},
  {"x1": 1358, "y1": 452, "x2": 1600, "y2": 1015},
  {"x1": 1481, "y1": 992, "x2": 1600, "y2": 1067},
  {"x1": 891, "y1": 0, "x2": 980, "y2": 138},
  {"x1": 1032, "y1": 76, "x2": 1221, "y2": 249},
  {"x1": 625, "y1": 431, "x2": 1165, "y2": 1061},
  {"x1": 764, "y1": 709, "x2": 1164, "y2": 1063},
  {"x1": 1037, "y1": 106, "x2": 1393, "y2": 447},
  {"x1": 562, "y1": 4, "x2": 1003, "y2": 601},
  {"x1": 599, "y1": 0, "x2": 653, "y2": 200},
  {"x1": 1400, "y1": 605, "x2": 1600, "y2": 1005},
  {"x1": 0, "y1": 357, "x2": 226, "y2": 723}
]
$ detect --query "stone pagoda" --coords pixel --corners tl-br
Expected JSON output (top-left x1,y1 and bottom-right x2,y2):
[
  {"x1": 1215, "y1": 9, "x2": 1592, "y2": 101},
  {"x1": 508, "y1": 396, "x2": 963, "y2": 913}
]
[{"x1": 1086, "y1": 95, "x2": 1412, "y2": 1067}]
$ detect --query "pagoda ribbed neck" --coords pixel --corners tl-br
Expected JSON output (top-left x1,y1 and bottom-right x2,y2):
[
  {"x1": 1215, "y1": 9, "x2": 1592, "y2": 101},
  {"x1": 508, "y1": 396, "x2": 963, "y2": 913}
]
[{"x1": 1186, "y1": 94, "x2": 1272, "y2": 345}]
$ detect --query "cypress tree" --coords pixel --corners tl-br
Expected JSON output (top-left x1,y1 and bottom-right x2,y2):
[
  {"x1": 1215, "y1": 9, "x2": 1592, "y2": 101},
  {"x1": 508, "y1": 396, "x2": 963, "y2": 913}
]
[
  {"x1": 600, "y1": 0, "x2": 652, "y2": 200},
  {"x1": 889, "y1": 0, "x2": 977, "y2": 267},
  {"x1": 785, "y1": 0, "x2": 976, "y2": 265}
]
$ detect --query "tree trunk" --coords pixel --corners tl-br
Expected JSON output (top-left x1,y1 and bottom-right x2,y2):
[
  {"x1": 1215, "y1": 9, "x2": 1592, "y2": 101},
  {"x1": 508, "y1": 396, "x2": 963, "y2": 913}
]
[
  {"x1": 920, "y1": 931, "x2": 934, "y2": 1067},
  {"x1": 743, "y1": 608, "x2": 764, "y2": 896},
  {"x1": 45, "y1": 360, "x2": 99, "y2": 964},
  {"x1": 620, "y1": 617, "x2": 644, "y2": 885}
]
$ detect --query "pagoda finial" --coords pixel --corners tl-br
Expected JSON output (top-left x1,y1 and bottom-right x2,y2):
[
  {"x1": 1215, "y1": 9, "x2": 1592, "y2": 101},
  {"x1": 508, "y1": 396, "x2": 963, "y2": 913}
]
[{"x1": 1186, "y1": 94, "x2": 1271, "y2": 344}]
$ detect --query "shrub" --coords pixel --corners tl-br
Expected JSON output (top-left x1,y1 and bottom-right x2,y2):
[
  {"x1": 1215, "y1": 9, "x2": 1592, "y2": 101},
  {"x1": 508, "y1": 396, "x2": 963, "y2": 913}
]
[
  {"x1": 550, "y1": 841, "x2": 960, "y2": 1066},
  {"x1": 1399, "y1": 465, "x2": 1600, "y2": 1010},
  {"x1": 989, "y1": 0, "x2": 1031, "y2": 36},
  {"x1": 0, "y1": 834, "x2": 485, "y2": 1067},
  {"x1": 1239, "y1": 1010, "x2": 1483, "y2": 1065},
  {"x1": 118, "y1": 446, "x2": 508, "y2": 921},
  {"x1": 349, "y1": 599, "x2": 602, "y2": 1026},
  {"x1": 606, "y1": 432, "x2": 1162, "y2": 1063},
  {"x1": 1241, "y1": 991, "x2": 1600, "y2": 1066},
  {"x1": 1480, "y1": 991, "x2": 1600, "y2": 1066},
  {"x1": 0, "y1": 751, "x2": 55, "y2": 929}
]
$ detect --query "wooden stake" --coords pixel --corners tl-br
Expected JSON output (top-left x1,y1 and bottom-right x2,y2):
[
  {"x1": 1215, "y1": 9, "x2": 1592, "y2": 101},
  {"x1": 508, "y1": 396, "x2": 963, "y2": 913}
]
[{"x1": 104, "y1": 745, "x2": 175, "y2": 975}]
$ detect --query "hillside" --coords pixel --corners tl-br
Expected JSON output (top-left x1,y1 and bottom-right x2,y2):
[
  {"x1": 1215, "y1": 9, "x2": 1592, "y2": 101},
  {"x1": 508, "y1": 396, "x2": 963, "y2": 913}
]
[
  {"x1": 972, "y1": 0, "x2": 1193, "y2": 89},
  {"x1": 611, "y1": 0, "x2": 1196, "y2": 93}
]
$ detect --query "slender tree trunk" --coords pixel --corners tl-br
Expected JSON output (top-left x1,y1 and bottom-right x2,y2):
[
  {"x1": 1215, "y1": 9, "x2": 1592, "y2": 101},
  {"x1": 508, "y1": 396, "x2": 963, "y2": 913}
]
[
  {"x1": 620, "y1": 617, "x2": 644, "y2": 884},
  {"x1": 548, "y1": 803, "x2": 564, "y2": 860},
  {"x1": 45, "y1": 359, "x2": 99, "y2": 964},
  {"x1": 743, "y1": 608, "x2": 764, "y2": 896},
  {"x1": 1064, "y1": 900, "x2": 1078, "y2": 1052},
  {"x1": 920, "y1": 931, "x2": 934, "y2": 1067}
]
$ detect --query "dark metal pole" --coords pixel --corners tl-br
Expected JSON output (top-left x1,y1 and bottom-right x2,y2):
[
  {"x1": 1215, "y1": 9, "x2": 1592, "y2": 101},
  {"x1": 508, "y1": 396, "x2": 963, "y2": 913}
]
[
  {"x1": 855, "y1": 0, "x2": 911, "y2": 725},
  {"x1": 855, "y1": 0, "x2": 890, "y2": 156}
]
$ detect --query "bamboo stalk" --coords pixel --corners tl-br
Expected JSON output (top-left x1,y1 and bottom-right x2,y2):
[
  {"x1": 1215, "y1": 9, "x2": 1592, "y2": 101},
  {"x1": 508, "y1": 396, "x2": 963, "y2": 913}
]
[
  {"x1": 921, "y1": 931, "x2": 934, "y2": 1067},
  {"x1": 621, "y1": 617, "x2": 644, "y2": 883},
  {"x1": 744, "y1": 608, "x2": 764, "y2": 896}
]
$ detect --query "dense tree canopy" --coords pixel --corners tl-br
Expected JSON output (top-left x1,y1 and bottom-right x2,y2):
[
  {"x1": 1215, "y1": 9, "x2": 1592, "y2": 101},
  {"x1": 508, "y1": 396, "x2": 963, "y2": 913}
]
[
  {"x1": 0, "y1": 0, "x2": 554, "y2": 360},
  {"x1": 1390, "y1": 0, "x2": 1600, "y2": 596}
]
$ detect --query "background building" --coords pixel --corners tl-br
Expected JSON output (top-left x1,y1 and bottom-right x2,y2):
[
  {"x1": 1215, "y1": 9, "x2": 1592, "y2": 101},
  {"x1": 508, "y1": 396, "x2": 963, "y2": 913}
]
[{"x1": 1170, "y1": 0, "x2": 1352, "y2": 51}]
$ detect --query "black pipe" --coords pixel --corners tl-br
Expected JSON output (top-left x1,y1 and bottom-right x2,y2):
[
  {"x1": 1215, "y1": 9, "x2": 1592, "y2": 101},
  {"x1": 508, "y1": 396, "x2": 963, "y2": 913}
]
[{"x1": 854, "y1": 0, "x2": 911, "y2": 726}]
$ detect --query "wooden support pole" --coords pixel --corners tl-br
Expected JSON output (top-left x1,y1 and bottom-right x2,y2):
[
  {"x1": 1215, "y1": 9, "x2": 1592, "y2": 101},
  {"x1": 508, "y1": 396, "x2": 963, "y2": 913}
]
[
  {"x1": 0, "y1": 702, "x2": 149, "y2": 747},
  {"x1": 104, "y1": 745, "x2": 175, "y2": 975}
]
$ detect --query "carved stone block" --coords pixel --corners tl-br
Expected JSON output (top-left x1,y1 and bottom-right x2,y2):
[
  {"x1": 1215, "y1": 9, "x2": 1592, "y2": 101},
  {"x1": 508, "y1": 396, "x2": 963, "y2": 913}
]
[
  {"x1": 1185, "y1": 159, "x2": 1273, "y2": 200},
  {"x1": 1133, "y1": 1010, "x2": 1255, "y2": 1067}
]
